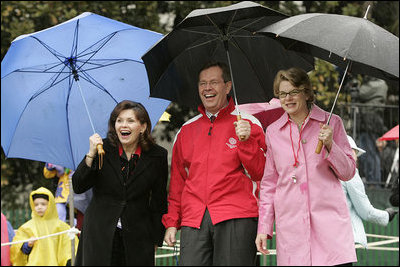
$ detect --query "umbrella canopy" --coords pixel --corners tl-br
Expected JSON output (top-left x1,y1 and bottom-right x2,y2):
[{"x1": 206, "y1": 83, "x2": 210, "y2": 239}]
[
  {"x1": 142, "y1": 1, "x2": 314, "y2": 109},
  {"x1": 258, "y1": 8, "x2": 399, "y2": 153},
  {"x1": 379, "y1": 124, "x2": 399, "y2": 187},
  {"x1": 237, "y1": 98, "x2": 284, "y2": 131},
  {"x1": 237, "y1": 97, "x2": 281, "y2": 114},
  {"x1": 379, "y1": 125, "x2": 399, "y2": 141},
  {"x1": 258, "y1": 11, "x2": 399, "y2": 81},
  {"x1": 1, "y1": 12, "x2": 170, "y2": 171}
]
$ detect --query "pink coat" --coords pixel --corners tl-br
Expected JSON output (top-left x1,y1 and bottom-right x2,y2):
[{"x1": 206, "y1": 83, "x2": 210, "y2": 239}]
[
  {"x1": 258, "y1": 104, "x2": 357, "y2": 266},
  {"x1": 1, "y1": 213, "x2": 11, "y2": 266}
]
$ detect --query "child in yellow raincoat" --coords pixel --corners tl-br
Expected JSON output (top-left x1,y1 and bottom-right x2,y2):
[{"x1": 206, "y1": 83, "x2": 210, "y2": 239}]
[{"x1": 10, "y1": 187, "x2": 78, "y2": 266}]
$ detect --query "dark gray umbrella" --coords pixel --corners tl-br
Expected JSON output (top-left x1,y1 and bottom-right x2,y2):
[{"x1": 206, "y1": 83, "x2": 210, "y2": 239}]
[
  {"x1": 142, "y1": 1, "x2": 314, "y2": 111},
  {"x1": 258, "y1": 6, "x2": 399, "y2": 153}
]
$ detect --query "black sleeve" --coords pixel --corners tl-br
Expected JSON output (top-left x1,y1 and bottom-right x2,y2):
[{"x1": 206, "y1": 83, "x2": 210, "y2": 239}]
[
  {"x1": 149, "y1": 148, "x2": 168, "y2": 247},
  {"x1": 72, "y1": 155, "x2": 98, "y2": 194}
]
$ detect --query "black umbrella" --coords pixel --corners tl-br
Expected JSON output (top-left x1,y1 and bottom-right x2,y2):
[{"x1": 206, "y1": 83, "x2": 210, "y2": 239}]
[
  {"x1": 258, "y1": 5, "x2": 399, "y2": 153},
  {"x1": 142, "y1": 1, "x2": 314, "y2": 113}
]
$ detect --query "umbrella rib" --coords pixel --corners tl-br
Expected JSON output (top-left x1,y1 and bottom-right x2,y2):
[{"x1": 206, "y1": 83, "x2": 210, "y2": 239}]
[
  {"x1": 76, "y1": 58, "x2": 134, "y2": 69},
  {"x1": 14, "y1": 69, "x2": 69, "y2": 74},
  {"x1": 209, "y1": 37, "x2": 222, "y2": 59},
  {"x1": 31, "y1": 36, "x2": 66, "y2": 64},
  {"x1": 78, "y1": 68, "x2": 119, "y2": 104},
  {"x1": 76, "y1": 32, "x2": 118, "y2": 71},
  {"x1": 226, "y1": 10, "x2": 238, "y2": 34},
  {"x1": 228, "y1": 37, "x2": 265, "y2": 94},
  {"x1": 206, "y1": 14, "x2": 225, "y2": 37},
  {"x1": 342, "y1": 23, "x2": 364, "y2": 61},
  {"x1": 184, "y1": 36, "x2": 224, "y2": 52},
  {"x1": 71, "y1": 19, "x2": 79, "y2": 60},
  {"x1": 6, "y1": 66, "x2": 69, "y2": 157},
  {"x1": 30, "y1": 72, "x2": 70, "y2": 101},
  {"x1": 72, "y1": 59, "x2": 142, "y2": 81},
  {"x1": 13, "y1": 61, "x2": 69, "y2": 74},
  {"x1": 228, "y1": 34, "x2": 266, "y2": 38},
  {"x1": 228, "y1": 17, "x2": 266, "y2": 36},
  {"x1": 77, "y1": 29, "x2": 132, "y2": 58},
  {"x1": 179, "y1": 15, "x2": 269, "y2": 51},
  {"x1": 180, "y1": 27, "x2": 258, "y2": 38},
  {"x1": 180, "y1": 28, "x2": 220, "y2": 37},
  {"x1": 78, "y1": 69, "x2": 107, "y2": 91},
  {"x1": 204, "y1": 14, "x2": 266, "y2": 39}
]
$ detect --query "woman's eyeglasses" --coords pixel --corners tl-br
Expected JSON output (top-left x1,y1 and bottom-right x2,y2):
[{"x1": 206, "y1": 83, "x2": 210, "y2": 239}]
[{"x1": 278, "y1": 89, "x2": 304, "y2": 98}]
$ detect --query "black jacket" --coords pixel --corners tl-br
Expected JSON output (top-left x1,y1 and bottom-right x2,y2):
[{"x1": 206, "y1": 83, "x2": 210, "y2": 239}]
[{"x1": 72, "y1": 138, "x2": 168, "y2": 265}]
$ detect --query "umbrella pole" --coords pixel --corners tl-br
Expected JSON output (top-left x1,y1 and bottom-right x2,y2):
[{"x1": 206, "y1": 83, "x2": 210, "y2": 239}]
[
  {"x1": 315, "y1": 61, "x2": 351, "y2": 153},
  {"x1": 74, "y1": 76, "x2": 105, "y2": 168},
  {"x1": 385, "y1": 146, "x2": 399, "y2": 188},
  {"x1": 224, "y1": 42, "x2": 240, "y2": 113},
  {"x1": 75, "y1": 79, "x2": 96, "y2": 134},
  {"x1": 68, "y1": 174, "x2": 76, "y2": 265},
  {"x1": 224, "y1": 41, "x2": 246, "y2": 141}
]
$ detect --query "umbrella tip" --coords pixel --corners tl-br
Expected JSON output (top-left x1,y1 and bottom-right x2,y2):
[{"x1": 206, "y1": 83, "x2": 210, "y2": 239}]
[
  {"x1": 276, "y1": 34, "x2": 279, "y2": 38},
  {"x1": 363, "y1": 5, "x2": 371, "y2": 20}
]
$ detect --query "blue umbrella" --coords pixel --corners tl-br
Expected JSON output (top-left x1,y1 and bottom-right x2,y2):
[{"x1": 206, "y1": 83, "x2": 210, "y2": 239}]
[{"x1": 1, "y1": 12, "x2": 170, "y2": 170}]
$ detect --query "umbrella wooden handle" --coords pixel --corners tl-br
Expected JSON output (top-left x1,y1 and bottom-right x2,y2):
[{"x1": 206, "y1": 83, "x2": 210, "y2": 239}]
[
  {"x1": 97, "y1": 144, "x2": 105, "y2": 169},
  {"x1": 315, "y1": 140, "x2": 323, "y2": 154},
  {"x1": 237, "y1": 115, "x2": 246, "y2": 141}
]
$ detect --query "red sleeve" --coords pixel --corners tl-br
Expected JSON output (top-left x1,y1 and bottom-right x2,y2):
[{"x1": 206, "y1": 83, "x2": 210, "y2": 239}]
[{"x1": 162, "y1": 131, "x2": 185, "y2": 229}]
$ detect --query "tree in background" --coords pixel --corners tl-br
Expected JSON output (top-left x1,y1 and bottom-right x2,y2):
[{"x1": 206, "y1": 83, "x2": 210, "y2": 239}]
[{"x1": 1, "y1": 1, "x2": 398, "y2": 214}]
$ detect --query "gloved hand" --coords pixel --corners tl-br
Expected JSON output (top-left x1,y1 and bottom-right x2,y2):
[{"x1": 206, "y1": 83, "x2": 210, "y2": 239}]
[
  {"x1": 45, "y1": 163, "x2": 65, "y2": 176},
  {"x1": 45, "y1": 163, "x2": 55, "y2": 170},
  {"x1": 53, "y1": 164, "x2": 65, "y2": 176},
  {"x1": 385, "y1": 207, "x2": 398, "y2": 222}
]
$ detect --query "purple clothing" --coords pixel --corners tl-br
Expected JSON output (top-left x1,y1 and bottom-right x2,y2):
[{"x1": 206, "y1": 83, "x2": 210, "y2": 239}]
[
  {"x1": 258, "y1": 104, "x2": 357, "y2": 266},
  {"x1": 21, "y1": 242, "x2": 33, "y2": 255}
]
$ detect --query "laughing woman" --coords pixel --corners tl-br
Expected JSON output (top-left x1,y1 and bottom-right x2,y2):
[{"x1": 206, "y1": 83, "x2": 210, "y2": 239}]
[
  {"x1": 255, "y1": 68, "x2": 357, "y2": 266},
  {"x1": 72, "y1": 100, "x2": 168, "y2": 266}
]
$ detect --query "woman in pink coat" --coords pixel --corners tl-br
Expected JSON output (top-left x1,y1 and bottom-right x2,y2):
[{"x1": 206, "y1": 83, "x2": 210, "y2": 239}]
[{"x1": 256, "y1": 68, "x2": 357, "y2": 266}]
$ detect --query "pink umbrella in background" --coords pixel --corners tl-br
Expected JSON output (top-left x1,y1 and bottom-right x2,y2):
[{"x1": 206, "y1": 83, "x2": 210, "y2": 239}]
[
  {"x1": 237, "y1": 98, "x2": 284, "y2": 131},
  {"x1": 379, "y1": 125, "x2": 400, "y2": 187},
  {"x1": 379, "y1": 125, "x2": 399, "y2": 141}
]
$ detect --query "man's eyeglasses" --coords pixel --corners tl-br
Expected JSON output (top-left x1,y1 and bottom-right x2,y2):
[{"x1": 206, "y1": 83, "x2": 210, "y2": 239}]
[
  {"x1": 278, "y1": 89, "x2": 304, "y2": 99},
  {"x1": 198, "y1": 80, "x2": 225, "y2": 88}
]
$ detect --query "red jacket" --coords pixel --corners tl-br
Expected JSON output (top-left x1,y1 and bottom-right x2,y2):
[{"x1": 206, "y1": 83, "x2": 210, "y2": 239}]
[{"x1": 162, "y1": 98, "x2": 266, "y2": 229}]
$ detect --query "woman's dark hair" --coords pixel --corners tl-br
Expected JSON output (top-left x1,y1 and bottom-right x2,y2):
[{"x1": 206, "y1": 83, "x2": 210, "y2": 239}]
[{"x1": 107, "y1": 100, "x2": 155, "y2": 151}]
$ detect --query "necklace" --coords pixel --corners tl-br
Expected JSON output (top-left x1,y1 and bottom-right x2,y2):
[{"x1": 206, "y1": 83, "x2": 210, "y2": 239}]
[{"x1": 288, "y1": 112, "x2": 310, "y2": 183}]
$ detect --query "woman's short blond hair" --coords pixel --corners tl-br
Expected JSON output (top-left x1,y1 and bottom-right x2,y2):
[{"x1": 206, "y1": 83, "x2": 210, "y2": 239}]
[{"x1": 273, "y1": 67, "x2": 315, "y2": 105}]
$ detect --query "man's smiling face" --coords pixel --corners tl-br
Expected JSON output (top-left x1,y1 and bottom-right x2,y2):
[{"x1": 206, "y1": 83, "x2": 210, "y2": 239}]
[{"x1": 198, "y1": 66, "x2": 231, "y2": 114}]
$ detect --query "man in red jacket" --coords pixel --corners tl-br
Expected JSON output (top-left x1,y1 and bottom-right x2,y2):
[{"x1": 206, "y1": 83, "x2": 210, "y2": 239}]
[{"x1": 163, "y1": 61, "x2": 267, "y2": 265}]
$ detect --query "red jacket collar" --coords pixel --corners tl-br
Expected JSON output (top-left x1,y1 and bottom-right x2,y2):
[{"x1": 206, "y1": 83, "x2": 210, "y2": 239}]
[
  {"x1": 198, "y1": 96, "x2": 235, "y2": 118},
  {"x1": 119, "y1": 143, "x2": 141, "y2": 157}
]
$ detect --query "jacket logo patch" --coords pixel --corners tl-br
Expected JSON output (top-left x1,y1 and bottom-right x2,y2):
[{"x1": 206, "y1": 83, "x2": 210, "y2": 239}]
[{"x1": 226, "y1": 137, "x2": 237, "y2": 149}]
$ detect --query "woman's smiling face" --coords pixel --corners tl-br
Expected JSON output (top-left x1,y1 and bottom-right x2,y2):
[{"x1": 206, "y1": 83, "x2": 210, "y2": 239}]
[
  {"x1": 115, "y1": 109, "x2": 146, "y2": 147},
  {"x1": 279, "y1": 80, "x2": 309, "y2": 119}
]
